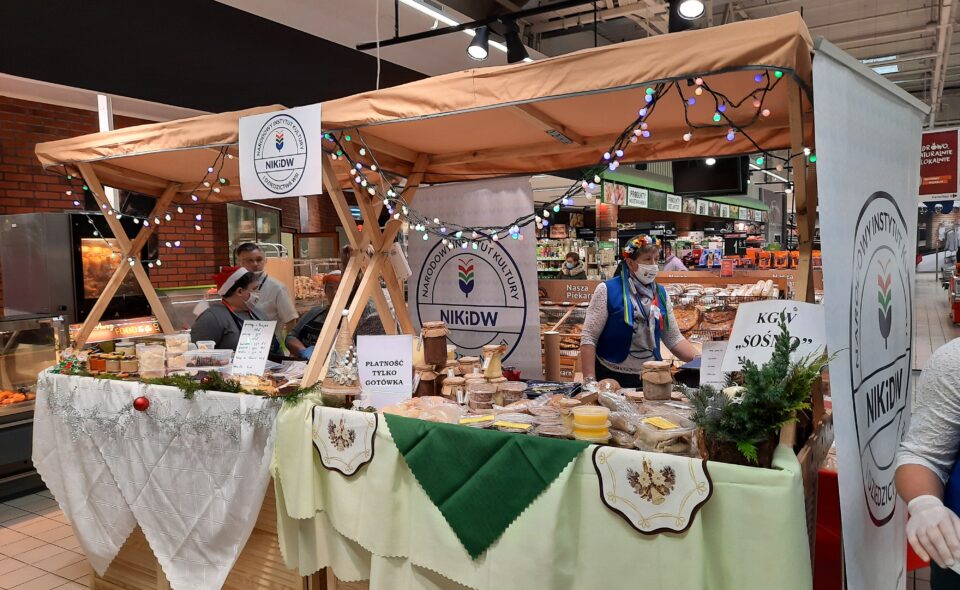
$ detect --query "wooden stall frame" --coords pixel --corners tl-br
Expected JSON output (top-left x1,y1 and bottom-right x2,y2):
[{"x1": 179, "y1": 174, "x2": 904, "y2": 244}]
[{"x1": 74, "y1": 163, "x2": 179, "y2": 348}]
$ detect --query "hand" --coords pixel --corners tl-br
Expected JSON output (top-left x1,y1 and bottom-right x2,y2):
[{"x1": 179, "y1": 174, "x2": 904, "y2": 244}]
[
  {"x1": 299, "y1": 346, "x2": 315, "y2": 360},
  {"x1": 906, "y1": 495, "x2": 960, "y2": 569}
]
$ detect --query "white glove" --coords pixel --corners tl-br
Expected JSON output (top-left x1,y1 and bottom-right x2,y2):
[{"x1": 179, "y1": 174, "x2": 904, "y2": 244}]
[{"x1": 906, "y1": 495, "x2": 960, "y2": 571}]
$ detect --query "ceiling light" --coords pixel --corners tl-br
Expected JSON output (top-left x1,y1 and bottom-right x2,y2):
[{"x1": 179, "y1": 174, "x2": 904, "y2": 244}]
[
  {"x1": 467, "y1": 26, "x2": 490, "y2": 61},
  {"x1": 505, "y1": 28, "x2": 531, "y2": 64},
  {"x1": 678, "y1": 0, "x2": 705, "y2": 19},
  {"x1": 397, "y1": 0, "x2": 509, "y2": 57},
  {"x1": 705, "y1": 157, "x2": 717, "y2": 166},
  {"x1": 871, "y1": 64, "x2": 899, "y2": 75}
]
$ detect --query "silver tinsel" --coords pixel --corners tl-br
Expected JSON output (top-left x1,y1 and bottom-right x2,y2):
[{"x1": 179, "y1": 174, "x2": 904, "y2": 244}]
[{"x1": 42, "y1": 374, "x2": 279, "y2": 443}]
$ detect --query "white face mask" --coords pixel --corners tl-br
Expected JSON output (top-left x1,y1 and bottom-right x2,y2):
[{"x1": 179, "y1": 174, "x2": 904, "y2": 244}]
[
  {"x1": 634, "y1": 264, "x2": 659, "y2": 284},
  {"x1": 246, "y1": 291, "x2": 261, "y2": 307}
]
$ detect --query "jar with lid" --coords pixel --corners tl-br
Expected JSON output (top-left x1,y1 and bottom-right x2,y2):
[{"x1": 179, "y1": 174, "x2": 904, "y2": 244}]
[
  {"x1": 481, "y1": 344, "x2": 506, "y2": 379},
  {"x1": 459, "y1": 356, "x2": 481, "y2": 376},
  {"x1": 499, "y1": 381, "x2": 528, "y2": 406},
  {"x1": 466, "y1": 382, "x2": 496, "y2": 412},
  {"x1": 488, "y1": 376, "x2": 508, "y2": 405},
  {"x1": 413, "y1": 364, "x2": 439, "y2": 398},
  {"x1": 421, "y1": 321, "x2": 449, "y2": 368},
  {"x1": 443, "y1": 360, "x2": 462, "y2": 379},
  {"x1": 641, "y1": 360, "x2": 673, "y2": 401},
  {"x1": 440, "y1": 376, "x2": 466, "y2": 404}
]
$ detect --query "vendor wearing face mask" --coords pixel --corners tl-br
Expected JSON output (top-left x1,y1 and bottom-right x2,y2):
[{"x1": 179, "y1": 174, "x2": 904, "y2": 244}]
[
  {"x1": 235, "y1": 243, "x2": 298, "y2": 336},
  {"x1": 580, "y1": 235, "x2": 698, "y2": 388},
  {"x1": 191, "y1": 267, "x2": 278, "y2": 352},
  {"x1": 560, "y1": 252, "x2": 587, "y2": 279}
]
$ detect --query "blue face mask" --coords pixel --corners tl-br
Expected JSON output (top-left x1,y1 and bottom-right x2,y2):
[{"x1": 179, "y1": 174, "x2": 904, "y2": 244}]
[{"x1": 565, "y1": 261, "x2": 576, "y2": 269}]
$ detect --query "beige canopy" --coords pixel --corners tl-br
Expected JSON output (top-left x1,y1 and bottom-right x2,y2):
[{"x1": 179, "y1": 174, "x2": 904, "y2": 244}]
[{"x1": 37, "y1": 12, "x2": 813, "y2": 192}]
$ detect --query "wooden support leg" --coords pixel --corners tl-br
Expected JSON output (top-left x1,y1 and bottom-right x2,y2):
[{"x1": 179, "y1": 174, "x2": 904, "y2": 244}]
[
  {"x1": 74, "y1": 163, "x2": 180, "y2": 347},
  {"x1": 788, "y1": 83, "x2": 817, "y2": 303}
]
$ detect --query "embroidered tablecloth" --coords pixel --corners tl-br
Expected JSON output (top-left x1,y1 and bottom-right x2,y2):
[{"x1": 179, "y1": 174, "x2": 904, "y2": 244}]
[
  {"x1": 32, "y1": 372, "x2": 280, "y2": 590},
  {"x1": 272, "y1": 399, "x2": 813, "y2": 590}
]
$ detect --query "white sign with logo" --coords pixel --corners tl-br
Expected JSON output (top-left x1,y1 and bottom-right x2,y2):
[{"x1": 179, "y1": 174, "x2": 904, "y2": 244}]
[
  {"x1": 721, "y1": 301, "x2": 825, "y2": 372},
  {"x1": 357, "y1": 335, "x2": 413, "y2": 408},
  {"x1": 239, "y1": 104, "x2": 323, "y2": 200},
  {"x1": 232, "y1": 320, "x2": 276, "y2": 376},
  {"x1": 627, "y1": 186, "x2": 648, "y2": 208},
  {"x1": 815, "y1": 42, "x2": 924, "y2": 590},
  {"x1": 666, "y1": 194, "x2": 683, "y2": 213},
  {"x1": 407, "y1": 178, "x2": 543, "y2": 378}
]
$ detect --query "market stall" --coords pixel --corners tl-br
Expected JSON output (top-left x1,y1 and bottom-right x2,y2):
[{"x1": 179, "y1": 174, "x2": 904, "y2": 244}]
[{"x1": 27, "y1": 10, "x2": 897, "y2": 590}]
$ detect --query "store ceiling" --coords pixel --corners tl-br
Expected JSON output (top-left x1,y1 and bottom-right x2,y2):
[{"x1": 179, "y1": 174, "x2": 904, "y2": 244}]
[{"x1": 218, "y1": 0, "x2": 959, "y2": 128}]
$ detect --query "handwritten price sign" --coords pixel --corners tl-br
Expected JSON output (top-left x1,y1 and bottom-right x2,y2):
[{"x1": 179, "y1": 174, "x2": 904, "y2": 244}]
[{"x1": 721, "y1": 301, "x2": 825, "y2": 372}]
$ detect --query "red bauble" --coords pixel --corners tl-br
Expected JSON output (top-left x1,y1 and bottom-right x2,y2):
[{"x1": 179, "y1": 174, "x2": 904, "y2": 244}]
[{"x1": 133, "y1": 396, "x2": 150, "y2": 412}]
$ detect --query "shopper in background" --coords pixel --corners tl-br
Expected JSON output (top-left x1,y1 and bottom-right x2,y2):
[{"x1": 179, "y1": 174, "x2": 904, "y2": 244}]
[
  {"x1": 286, "y1": 274, "x2": 341, "y2": 360},
  {"x1": 580, "y1": 235, "x2": 698, "y2": 388},
  {"x1": 191, "y1": 267, "x2": 278, "y2": 352},
  {"x1": 235, "y1": 243, "x2": 298, "y2": 334},
  {"x1": 338, "y1": 245, "x2": 387, "y2": 337},
  {"x1": 560, "y1": 252, "x2": 587, "y2": 279},
  {"x1": 896, "y1": 338, "x2": 960, "y2": 588},
  {"x1": 662, "y1": 243, "x2": 687, "y2": 272}
]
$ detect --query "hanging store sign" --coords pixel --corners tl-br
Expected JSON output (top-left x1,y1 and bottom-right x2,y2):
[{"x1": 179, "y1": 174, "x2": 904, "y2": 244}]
[
  {"x1": 626, "y1": 186, "x2": 648, "y2": 208},
  {"x1": 239, "y1": 104, "x2": 323, "y2": 200},
  {"x1": 408, "y1": 178, "x2": 544, "y2": 378},
  {"x1": 815, "y1": 44, "x2": 924, "y2": 590},
  {"x1": 919, "y1": 128, "x2": 959, "y2": 200},
  {"x1": 69, "y1": 316, "x2": 161, "y2": 344},
  {"x1": 666, "y1": 194, "x2": 683, "y2": 212}
]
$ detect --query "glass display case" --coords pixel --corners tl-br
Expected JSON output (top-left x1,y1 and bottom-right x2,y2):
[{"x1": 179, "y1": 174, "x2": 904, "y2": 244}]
[
  {"x1": 554, "y1": 305, "x2": 587, "y2": 359},
  {"x1": 157, "y1": 287, "x2": 222, "y2": 332},
  {"x1": 0, "y1": 314, "x2": 64, "y2": 499},
  {"x1": 293, "y1": 258, "x2": 341, "y2": 313}
]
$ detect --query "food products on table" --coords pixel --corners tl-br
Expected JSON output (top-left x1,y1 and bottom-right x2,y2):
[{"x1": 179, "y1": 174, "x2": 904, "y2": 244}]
[
  {"x1": 641, "y1": 360, "x2": 673, "y2": 401},
  {"x1": 120, "y1": 358, "x2": 139, "y2": 373},
  {"x1": 414, "y1": 364, "x2": 439, "y2": 398},
  {"x1": 440, "y1": 376, "x2": 466, "y2": 403},
  {"x1": 572, "y1": 405, "x2": 610, "y2": 426},
  {"x1": 635, "y1": 413, "x2": 697, "y2": 456},
  {"x1": 535, "y1": 424, "x2": 572, "y2": 438},
  {"x1": 184, "y1": 350, "x2": 233, "y2": 367},
  {"x1": 459, "y1": 356, "x2": 481, "y2": 376},
  {"x1": 609, "y1": 412, "x2": 639, "y2": 434},
  {"x1": 0, "y1": 391, "x2": 28, "y2": 405},
  {"x1": 609, "y1": 429, "x2": 637, "y2": 447},
  {"x1": 421, "y1": 321, "x2": 449, "y2": 368},
  {"x1": 89, "y1": 356, "x2": 107, "y2": 372},
  {"x1": 673, "y1": 305, "x2": 701, "y2": 333},
  {"x1": 105, "y1": 358, "x2": 121, "y2": 372},
  {"x1": 481, "y1": 344, "x2": 506, "y2": 379},
  {"x1": 498, "y1": 382, "x2": 527, "y2": 406},
  {"x1": 598, "y1": 390, "x2": 635, "y2": 414}
]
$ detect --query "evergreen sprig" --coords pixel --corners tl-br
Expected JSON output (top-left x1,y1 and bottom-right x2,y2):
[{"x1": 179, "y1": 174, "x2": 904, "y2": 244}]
[{"x1": 685, "y1": 312, "x2": 832, "y2": 463}]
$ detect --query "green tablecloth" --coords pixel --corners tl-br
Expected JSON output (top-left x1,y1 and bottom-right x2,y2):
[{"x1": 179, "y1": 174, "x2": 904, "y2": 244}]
[{"x1": 271, "y1": 400, "x2": 813, "y2": 590}]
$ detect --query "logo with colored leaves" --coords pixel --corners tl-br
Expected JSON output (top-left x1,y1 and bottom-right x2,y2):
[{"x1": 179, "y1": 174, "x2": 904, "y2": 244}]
[
  {"x1": 877, "y1": 262, "x2": 893, "y2": 348},
  {"x1": 252, "y1": 114, "x2": 307, "y2": 195},
  {"x1": 850, "y1": 191, "x2": 912, "y2": 527},
  {"x1": 458, "y1": 258, "x2": 475, "y2": 297}
]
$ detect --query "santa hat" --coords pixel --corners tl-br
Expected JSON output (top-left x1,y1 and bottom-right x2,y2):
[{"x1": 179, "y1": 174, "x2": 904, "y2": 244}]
[
  {"x1": 214, "y1": 266, "x2": 249, "y2": 296},
  {"x1": 322, "y1": 274, "x2": 341, "y2": 286}
]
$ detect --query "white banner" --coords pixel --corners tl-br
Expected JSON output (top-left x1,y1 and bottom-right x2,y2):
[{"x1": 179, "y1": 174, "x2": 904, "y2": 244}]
[
  {"x1": 239, "y1": 104, "x2": 323, "y2": 200},
  {"x1": 815, "y1": 44, "x2": 924, "y2": 590},
  {"x1": 408, "y1": 178, "x2": 543, "y2": 378},
  {"x1": 721, "y1": 301, "x2": 825, "y2": 373}
]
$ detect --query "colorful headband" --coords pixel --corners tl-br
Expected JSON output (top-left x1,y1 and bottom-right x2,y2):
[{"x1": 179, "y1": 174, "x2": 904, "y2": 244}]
[{"x1": 622, "y1": 234, "x2": 659, "y2": 258}]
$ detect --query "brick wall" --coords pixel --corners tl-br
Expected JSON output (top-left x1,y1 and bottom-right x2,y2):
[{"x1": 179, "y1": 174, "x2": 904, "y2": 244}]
[{"x1": 0, "y1": 95, "x2": 345, "y2": 309}]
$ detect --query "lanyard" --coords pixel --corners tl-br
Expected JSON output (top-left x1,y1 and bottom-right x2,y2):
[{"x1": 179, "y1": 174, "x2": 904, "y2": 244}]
[
  {"x1": 257, "y1": 273, "x2": 268, "y2": 291},
  {"x1": 222, "y1": 301, "x2": 260, "y2": 331}
]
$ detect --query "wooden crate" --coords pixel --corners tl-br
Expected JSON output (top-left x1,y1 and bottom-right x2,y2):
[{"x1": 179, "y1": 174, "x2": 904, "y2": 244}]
[{"x1": 93, "y1": 482, "x2": 303, "y2": 590}]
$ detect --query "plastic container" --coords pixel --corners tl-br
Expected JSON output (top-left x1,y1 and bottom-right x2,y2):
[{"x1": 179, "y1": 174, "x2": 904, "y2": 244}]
[
  {"x1": 165, "y1": 333, "x2": 191, "y2": 354},
  {"x1": 572, "y1": 406, "x2": 611, "y2": 426},
  {"x1": 183, "y1": 349, "x2": 233, "y2": 368},
  {"x1": 115, "y1": 341, "x2": 136, "y2": 356},
  {"x1": 573, "y1": 431, "x2": 612, "y2": 444},
  {"x1": 136, "y1": 344, "x2": 166, "y2": 378},
  {"x1": 499, "y1": 382, "x2": 528, "y2": 406},
  {"x1": 196, "y1": 340, "x2": 216, "y2": 351},
  {"x1": 634, "y1": 413, "x2": 697, "y2": 456}
]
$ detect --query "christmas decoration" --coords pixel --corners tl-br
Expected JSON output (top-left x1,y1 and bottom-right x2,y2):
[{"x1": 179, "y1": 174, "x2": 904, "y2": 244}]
[{"x1": 133, "y1": 396, "x2": 150, "y2": 412}]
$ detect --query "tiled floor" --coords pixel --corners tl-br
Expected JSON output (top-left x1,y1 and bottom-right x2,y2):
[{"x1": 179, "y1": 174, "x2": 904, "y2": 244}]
[
  {"x1": 912, "y1": 272, "x2": 960, "y2": 371},
  {"x1": 908, "y1": 564, "x2": 931, "y2": 590},
  {"x1": 0, "y1": 491, "x2": 89, "y2": 590}
]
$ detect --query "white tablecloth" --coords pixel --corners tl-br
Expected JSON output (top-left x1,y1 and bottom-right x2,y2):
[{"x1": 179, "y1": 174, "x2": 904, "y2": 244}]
[{"x1": 32, "y1": 372, "x2": 280, "y2": 590}]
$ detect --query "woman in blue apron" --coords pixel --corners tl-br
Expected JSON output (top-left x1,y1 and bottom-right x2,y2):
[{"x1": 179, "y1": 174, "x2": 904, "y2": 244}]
[
  {"x1": 580, "y1": 235, "x2": 698, "y2": 388},
  {"x1": 897, "y1": 339, "x2": 960, "y2": 587}
]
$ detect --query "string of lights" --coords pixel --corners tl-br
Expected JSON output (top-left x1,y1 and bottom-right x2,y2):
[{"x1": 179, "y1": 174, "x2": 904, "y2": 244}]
[{"x1": 321, "y1": 68, "x2": 817, "y2": 248}]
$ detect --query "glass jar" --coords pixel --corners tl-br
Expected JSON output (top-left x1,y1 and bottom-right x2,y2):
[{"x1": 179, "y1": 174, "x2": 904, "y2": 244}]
[
  {"x1": 488, "y1": 376, "x2": 508, "y2": 405},
  {"x1": 499, "y1": 381, "x2": 528, "y2": 406},
  {"x1": 421, "y1": 321, "x2": 449, "y2": 368},
  {"x1": 459, "y1": 356, "x2": 481, "y2": 376},
  {"x1": 481, "y1": 344, "x2": 506, "y2": 379},
  {"x1": 447, "y1": 344, "x2": 458, "y2": 361},
  {"x1": 440, "y1": 376, "x2": 466, "y2": 403},
  {"x1": 413, "y1": 364, "x2": 438, "y2": 398},
  {"x1": 443, "y1": 360, "x2": 462, "y2": 379}
]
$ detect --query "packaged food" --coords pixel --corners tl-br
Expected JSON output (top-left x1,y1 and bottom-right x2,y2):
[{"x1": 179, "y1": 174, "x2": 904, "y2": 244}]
[
  {"x1": 598, "y1": 391, "x2": 635, "y2": 414},
  {"x1": 609, "y1": 412, "x2": 639, "y2": 434},
  {"x1": 535, "y1": 424, "x2": 572, "y2": 439},
  {"x1": 498, "y1": 382, "x2": 528, "y2": 406},
  {"x1": 572, "y1": 406, "x2": 610, "y2": 426},
  {"x1": 120, "y1": 358, "x2": 139, "y2": 373},
  {"x1": 196, "y1": 340, "x2": 216, "y2": 351},
  {"x1": 634, "y1": 413, "x2": 697, "y2": 456},
  {"x1": 447, "y1": 344, "x2": 458, "y2": 361},
  {"x1": 136, "y1": 344, "x2": 166, "y2": 378},
  {"x1": 573, "y1": 431, "x2": 611, "y2": 444},
  {"x1": 641, "y1": 360, "x2": 673, "y2": 401},
  {"x1": 183, "y1": 350, "x2": 233, "y2": 368},
  {"x1": 421, "y1": 321, "x2": 449, "y2": 367},
  {"x1": 414, "y1": 365, "x2": 438, "y2": 398},
  {"x1": 459, "y1": 356, "x2": 481, "y2": 376},
  {"x1": 573, "y1": 421, "x2": 611, "y2": 437},
  {"x1": 459, "y1": 414, "x2": 496, "y2": 428},
  {"x1": 115, "y1": 341, "x2": 136, "y2": 356},
  {"x1": 440, "y1": 376, "x2": 466, "y2": 403},
  {"x1": 481, "y1": 344, "x2": 506, "y2": 379},
  {"x1": 105, "y1": 358, "x2": 121, "y2": 372},
  {"x1": 164, "y1": 333, "x2": 191, "y2": 354},
  {"x1": 88, "y1": 355, "x2": 107, "y2": 372},
  {"x1": 597, "y1": 378, "x2": 621, "y2": 392},
  {"x1": 609, "y1": 429, "x2": 637, "y2": 447}
]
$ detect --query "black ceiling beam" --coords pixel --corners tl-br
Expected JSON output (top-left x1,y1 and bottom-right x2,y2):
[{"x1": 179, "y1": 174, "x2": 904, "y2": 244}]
[{"x1": 356, "y1": 0, "x2": 596, "y2": 51}]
